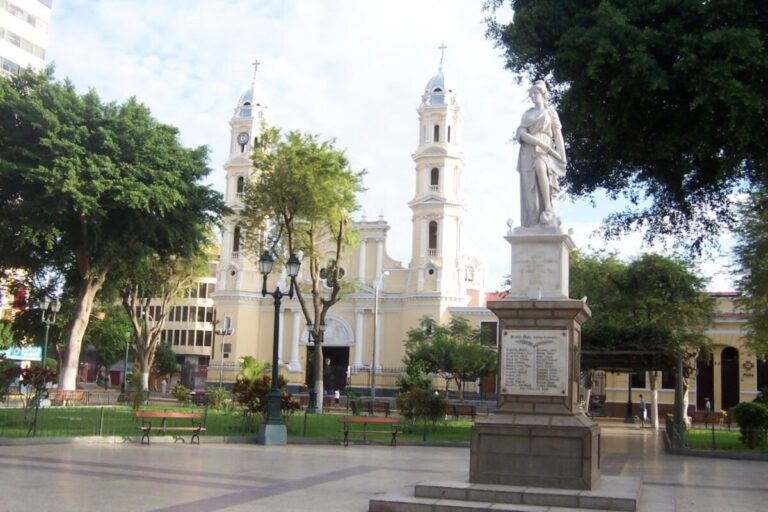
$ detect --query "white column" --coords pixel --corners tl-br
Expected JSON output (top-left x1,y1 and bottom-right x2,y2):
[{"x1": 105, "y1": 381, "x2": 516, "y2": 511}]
[
  {"x1": 358, "y1": 239, "x2": 367, "y2": 283},
  {"x1": 420, "y1": 217, "x2": 428, "y2": 257},
  {"x1": 289, "y1": 309, "x2": 301, "y2": 371},
  {"x1": 376, "y1": 239, "x2": 384, "y2": 278},
  {"x1": 354, "y1": 310, "x2": 364, "y2": 367}
]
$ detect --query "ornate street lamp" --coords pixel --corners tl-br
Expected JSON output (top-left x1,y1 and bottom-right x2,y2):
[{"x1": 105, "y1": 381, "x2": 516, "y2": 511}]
[
  {"x1": 257, "y1": 250, "x2": 301, "y2": 445},
  {"x1": 214, "y1": 311, "x2": 234, "y2": 388},
  {"x1": 39, "y1": 297, "x2": 61, "y2": 367}
]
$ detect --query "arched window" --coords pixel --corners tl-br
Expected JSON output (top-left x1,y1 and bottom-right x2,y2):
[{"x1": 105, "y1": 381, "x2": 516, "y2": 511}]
[
  {"x1": 428, "y1": 221, "x2": 438, "y2": 254},
  {"x1": 236, "y1": 176, "x2": 245, "y2": 196},
  {"x1": 465, "y1": 266, "x2": 474, "y2": 282},
  {"x1": 232, "y1": 226, "x2": 242, "y2": 254},
  {"x1": 447, "y1": 126, "x2": 451, "y2": 142},
  {"x1": 433, "y1": 124, "x2": 440, "y2": 142},
  {"x1": 430, "y1": 168, "x2": 439, "y2": 189}
]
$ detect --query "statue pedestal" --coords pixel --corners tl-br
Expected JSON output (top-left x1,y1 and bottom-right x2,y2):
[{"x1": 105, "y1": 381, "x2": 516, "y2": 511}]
[
  {"x1": 505, "y1": 227, "x2": 575, "y2": 299},
  {"x1": 471, "y1": 299, "x2": 599, "y2": 490}
]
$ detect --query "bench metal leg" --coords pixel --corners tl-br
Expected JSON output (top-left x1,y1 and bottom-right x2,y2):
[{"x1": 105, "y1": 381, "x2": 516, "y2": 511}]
[
  {"x1": 141, "y1": 428, "x2": 151, "y2": 445},
  {"x1": 343, "y1": 425, "x2": 350, "y2": 447},
  {"x1": 191, "y1": 429, "x2": 201, "y2": 445}
]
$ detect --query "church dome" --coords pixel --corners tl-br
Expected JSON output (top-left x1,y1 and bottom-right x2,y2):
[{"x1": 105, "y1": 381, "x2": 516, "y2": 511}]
[
  {"x1": 423, "y1": 69, "x2": 452, "y2": 106},
  {"x1": 425, "y1": 70, "x2": 445, "y2": 94},
  {"x1": 235, "y1": 84, "x2": 266, "y2": 119}
]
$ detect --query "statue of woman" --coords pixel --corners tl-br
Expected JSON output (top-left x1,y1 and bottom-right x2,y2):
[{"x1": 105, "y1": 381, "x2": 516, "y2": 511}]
[{"x1": 516, "y1": 80, "x2": 567, "y2": 228}]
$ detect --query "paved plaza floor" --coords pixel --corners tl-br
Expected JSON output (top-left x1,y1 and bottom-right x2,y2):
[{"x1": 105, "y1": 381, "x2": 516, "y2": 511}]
[{"x1": 0, "y1": 425, "x2": 766, "y2": 511}]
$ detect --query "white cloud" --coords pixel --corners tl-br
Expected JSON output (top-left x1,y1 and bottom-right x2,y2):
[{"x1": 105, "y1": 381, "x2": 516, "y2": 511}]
[{"x1": 46, "y1": 0, "x2": 735, "y2": 292}]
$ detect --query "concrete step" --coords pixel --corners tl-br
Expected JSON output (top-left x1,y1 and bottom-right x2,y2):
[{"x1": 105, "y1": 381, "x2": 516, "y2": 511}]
[
  {"x1": 370, "y1": 477, "x2": 640, "y2": 512},
  {"x1": 369, "y1": 486, "x2": 616, "y2": 512}
]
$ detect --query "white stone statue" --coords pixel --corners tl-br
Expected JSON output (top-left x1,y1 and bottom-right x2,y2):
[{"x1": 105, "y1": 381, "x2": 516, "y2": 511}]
[{"x1": 515, "y1": 80, "x2": 567, "y2": 228}]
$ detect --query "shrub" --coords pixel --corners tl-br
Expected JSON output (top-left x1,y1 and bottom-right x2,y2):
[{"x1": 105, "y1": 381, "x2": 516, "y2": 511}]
[
  {"x1": 730, "y1": 402, "x2": 768, "y2": 448},
  {"x1": 231, "y1": 374, "x2": 299, "y2": 419},
  {"x1": 172, "y1": 384, "x2": 190, "y2": 405},
  {"x1": 396, "y1": 389, "x2": 447, "y2": 426},
  {"x1": 348, "y1": 392, "x2": 363, "y2": 416},
  {"x1": 204, "y1": 385, "x2": 230, "y2": 410}
]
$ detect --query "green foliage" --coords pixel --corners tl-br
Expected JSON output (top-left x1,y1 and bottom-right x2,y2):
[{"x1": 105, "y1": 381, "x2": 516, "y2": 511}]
[
  {"x1": 571, "y1": 251, "x2": 714, "y2": 372},
  {"x1": 754, "y1": 387, "x2": 768, "y2": 406},
  {"x1": 130, "y1": 369, "x2": 146, "y2": 411},
  {"x1": 172, "y1": 383, "x2": 190, "y2": 405},
  {"x1": 0, "y1": 359, "x2": 18, "y2": 400},
  {"x1": 0, "y1": 320, "x2": 12, "y2": 349},
  {"x1": 239, "y1": 356, "x2": 268, "y2": 381},
  {"x1": 404, "y1": 316, "x2": 497, "y2": 398},
  {"x1": 152, "y1": 342, "x2": 179, "y2": 376},
  {"x1": 734, "y1": 189, "x2": 768, "y2": 359},
  {"x1": 347, "y1": 392, "x2": 364, "y2": 416},
  {"x1": 396, "y1": 360, "x2": 432, "y2": 393},
  {"x1": 730, "y1": 401, "x2": 768, "y2": 449},
  {"x1": 396, "y1": 389, "x2": 447, "y2": 426},
  {"x1": 83, "y1": 305, "x2": 131, "y2": 371},
  {"x1": 231, "y1": 374, "x2": 299, "y2": 418},
  {"x1": 204, "y1": 385, "x2": 231, "y2": 410},
  {"x1": 485, "y1": 0, "x2": 768, "y2": 252},
  {"x1": 0, "y1": 68, "x2": 225, "y2": 389}
]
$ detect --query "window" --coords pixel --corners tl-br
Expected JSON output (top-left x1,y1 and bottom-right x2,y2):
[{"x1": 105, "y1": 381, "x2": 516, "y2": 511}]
[
  {"x1": 430, "y1": 168, "x2": 439, "y2": 187},
  {"x1": 447, "y1": 126, "x2": 451, "y2": 142},
  {"x1": 236, "y1": 176, "x2": 245, "y2": 196},
  {"x1": 196, "y1": 331, "x2": 204, "y2": 346},
  {"x1": 232, "y1": 226, "x2": 241, "y2": 254},
  {"x1": 181, "y1": 306, "x2": 189, "y2": 322},
  {"x1": 428, "y1": 221, "x2": 437, "y2": 252},
  {"x1": 480, "y1": 321, "x2": 498, "y2": 346},
  {"x1": 630, "y1": 372, "x2": 646, "y2": 388},
  {"x1": 465, "y1": 266, "x2": 475, "y2": 282},
  {"x1": 204, "y1": 331, "x2": 212, "y2": 347},
  {"x1": 433, "y1": 125, "x2": 440, "y2": 142}
]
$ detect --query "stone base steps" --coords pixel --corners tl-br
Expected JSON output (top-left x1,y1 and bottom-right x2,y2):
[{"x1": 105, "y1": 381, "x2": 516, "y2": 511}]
[{"x1": 370, "y1": 477, "x2": 640, "y2": 512}]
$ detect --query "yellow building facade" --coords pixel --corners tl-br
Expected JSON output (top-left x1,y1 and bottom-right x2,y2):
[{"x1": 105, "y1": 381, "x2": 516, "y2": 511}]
[{"x1": 204, "y1": 63, "x2": 500, "y2": 395}]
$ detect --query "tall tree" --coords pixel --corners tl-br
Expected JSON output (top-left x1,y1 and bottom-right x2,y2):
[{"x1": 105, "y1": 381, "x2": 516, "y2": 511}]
[
  {"x1": 572, "y1": 251, "x2": 714, "y2": 426},
  {"x1": 82, "y1": 304, "x2": 132, "y2": 384},
  {"x1": 0, "y1": 69, "x2": 224, "y2": 390},
  {"x1": 485, "y1": 0, "x2": 768, "y2": 252},
  {"x1": 734, "y1": 188, "x2": 768, "y2": 360},
  {"x1": 116, "y1": 252, "x2": 209, "y2": 391},
  {"x1": 241, "y1": 128, "x2": 364, "y2": 412},
  {"x1": 404, "y1": 316, "x2": 497, "y2": 400}
]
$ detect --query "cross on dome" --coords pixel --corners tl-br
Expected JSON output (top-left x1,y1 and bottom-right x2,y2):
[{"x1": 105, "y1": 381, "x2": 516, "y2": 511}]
[
  {"x1": 438, "y1": 43, "x2": 447, "y2": 70},
  {"x1": 252, "y1": 59, "x2": 261, "y2": 78}
]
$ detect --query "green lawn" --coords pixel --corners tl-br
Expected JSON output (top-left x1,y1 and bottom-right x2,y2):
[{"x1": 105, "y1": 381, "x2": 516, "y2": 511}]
[
  {"x1": 685, "y1": 428, "x2": 768, "y2": 453},
  {"x1": 0, "y1": 406, "x2": 474, "y2": 444}
]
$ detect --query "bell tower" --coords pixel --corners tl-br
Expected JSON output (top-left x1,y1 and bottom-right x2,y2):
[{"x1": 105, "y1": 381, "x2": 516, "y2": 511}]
[
  {"x1": 219, "y1": 61, "x2": 269, "y2": 291},
  {"x1": 408, "y1": 47, "x2": 467, "y2": 295}
]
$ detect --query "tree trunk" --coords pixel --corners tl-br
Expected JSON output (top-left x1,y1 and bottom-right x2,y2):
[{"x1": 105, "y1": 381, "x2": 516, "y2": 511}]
[
  {"x1": 58, "y1": 278, "x2": 103, "y2": 390},
  {"x1": 313, "y1": 344, "x2": 324, "y2": 413},
  {"x1": 649, "y1": 371, "x2": 659, "y2": 430},
  {"x1": 141, "y1": 371, "x2": 149, "y2": 392}
]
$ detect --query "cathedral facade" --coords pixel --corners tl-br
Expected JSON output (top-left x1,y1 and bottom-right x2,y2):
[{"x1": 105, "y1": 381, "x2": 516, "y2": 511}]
[{"x1": 209, "y1": 62, "x2": 499, "y2": 394}]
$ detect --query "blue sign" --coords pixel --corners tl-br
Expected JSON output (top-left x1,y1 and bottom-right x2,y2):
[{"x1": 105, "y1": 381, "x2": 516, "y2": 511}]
[{"x1": 0, "y1": 346, "x2": 42, "y2": 361}]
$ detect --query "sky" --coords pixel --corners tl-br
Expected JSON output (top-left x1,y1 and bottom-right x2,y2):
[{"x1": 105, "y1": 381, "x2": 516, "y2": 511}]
[{"x1": 46, "y1": 0, "x2": 735, "y2": 292}]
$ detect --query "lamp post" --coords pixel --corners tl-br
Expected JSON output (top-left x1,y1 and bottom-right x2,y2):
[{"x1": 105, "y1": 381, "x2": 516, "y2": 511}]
[
  {"x1": 624, "y1": 372, "x2": 635, "y2": 423},
  {"x1": 39, "y1": 297, "x2": 61, "y2": 367},
  {"x1": 370, "y1": 271, "x2": 389, "y2": 400},
  {"x1": 215, "y1": 320, "x2": 233, "y2": 388},
  {"x1": 257, "y1": 250, "x2": 301, "y2": 445}
]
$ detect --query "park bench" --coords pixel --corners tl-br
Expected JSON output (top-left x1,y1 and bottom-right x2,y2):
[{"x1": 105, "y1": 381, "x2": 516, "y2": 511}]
[
  {"x1": 134, "y1": 411, "x2": 206, "y2": 445},
  {"x1": 50, "y1": 390, "x2": 88, "y2": 406},
  {"x1": 449, "y1": 403, "x2": 476, "y2": 420},
  {"x1": 365, "y1": 400, "x2": 391, "y2": 417},
  {"x1": 337, "y1": 416, "x2": 401, "y2": 447}
]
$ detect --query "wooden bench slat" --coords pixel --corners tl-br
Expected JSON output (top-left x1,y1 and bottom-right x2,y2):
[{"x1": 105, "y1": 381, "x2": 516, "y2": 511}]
[{"x1": 134, "y1": 412, "x2": 204, "y2": 445}]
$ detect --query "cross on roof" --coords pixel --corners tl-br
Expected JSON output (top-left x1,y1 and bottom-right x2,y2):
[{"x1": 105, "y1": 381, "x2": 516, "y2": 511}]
[
  {"x1": 252, "y1": 59, "x2": 261, "y2": 77},
  {"x1": 438, "y1": 43, "x2": 447, "y2": 69}
]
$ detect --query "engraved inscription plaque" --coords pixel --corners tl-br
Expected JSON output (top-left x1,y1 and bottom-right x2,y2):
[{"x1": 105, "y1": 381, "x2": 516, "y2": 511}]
[{"x1": 500, "y1": 329, "x2": 568, "y2": 396}]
